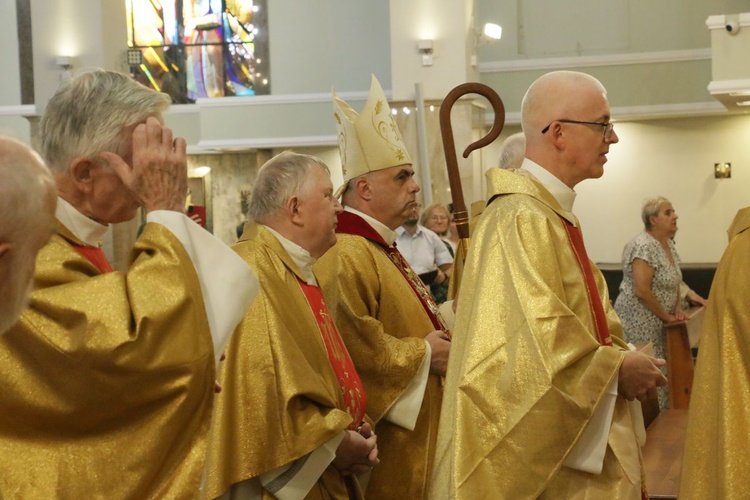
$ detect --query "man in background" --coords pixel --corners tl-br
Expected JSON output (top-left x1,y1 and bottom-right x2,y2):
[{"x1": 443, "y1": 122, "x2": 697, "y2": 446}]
[
  {"x1": 0, "y1": 137, "x2": 56, "y2": 334},
  {"x1": 0, "y1": 70, "x2": 258, "y2": 497},
  {"x1": 498, "y1": 131, "x2": 526, "y2": 170},
  {"x1": 468, "y1": 131, "x2": 527, "y2": 229},
  {"x1": 316, "y1": 75, "x2": 451, "y2": 499},
  {"x1": 433, "y1": 71, "x2": 667, "y2": 499},
  {"x1": 397, "y1": 203, "x2": 453, "y2": 294},
  {"x1": 204, "y1": 152, "x2": 378, "y2": 499}
]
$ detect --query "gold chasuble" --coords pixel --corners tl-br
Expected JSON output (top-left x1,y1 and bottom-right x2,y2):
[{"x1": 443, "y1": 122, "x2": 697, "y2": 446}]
[
  {"x1": 315, "y1": 211, "x2": 446, "y2": 499},
  {"x1": 0, "y1": 220, "x2": 217, "y2": 498},
  {"x1": 432, "y1": 168, "x2": 643, "y2": 499},
  {"x1": 204, "y1": 224, "x2": 366, "y2": 500},
  {"x1": 680, "y1": 207, "x2": 750, "y2": 499}
]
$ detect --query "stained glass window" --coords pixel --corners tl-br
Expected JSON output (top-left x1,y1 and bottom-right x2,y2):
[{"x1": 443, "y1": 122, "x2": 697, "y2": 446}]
[{"x1": 126, "y1": 0, "x2": 269, "y2": 103}]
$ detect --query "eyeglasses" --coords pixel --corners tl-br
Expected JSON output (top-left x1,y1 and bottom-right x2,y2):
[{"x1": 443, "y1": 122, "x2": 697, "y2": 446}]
[{"x1": 541, "y1": 119, "x2": 615, "y2": 141}]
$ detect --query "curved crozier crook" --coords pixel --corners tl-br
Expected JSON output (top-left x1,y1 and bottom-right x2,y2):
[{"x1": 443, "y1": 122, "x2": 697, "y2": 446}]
[{"x1": 439, "y1": 82, "x2": 505, "y2": 240}]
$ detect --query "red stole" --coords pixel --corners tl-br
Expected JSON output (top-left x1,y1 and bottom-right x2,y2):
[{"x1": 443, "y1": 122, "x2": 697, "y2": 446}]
[
  {"x1": 336, "y1": 211, "x2": 449, "y2": 334},
  {"x1": 71, "y1": 245, "x2": 114, "y2": 274},
  {"x1": 298, "y1": 278, "x2": 367, "y2": 429},
  {"x1": 562, "y1": 219, "x2": 613, "y2": 347}
]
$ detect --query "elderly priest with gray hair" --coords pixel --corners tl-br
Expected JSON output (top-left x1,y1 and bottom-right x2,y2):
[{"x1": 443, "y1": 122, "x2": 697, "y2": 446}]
[
  {"x1": 204, "y1": 151, "x2": 379, "y2": 500},
  {"x1": 0, "y1": 70, "x2": 258, "y2": 498}
]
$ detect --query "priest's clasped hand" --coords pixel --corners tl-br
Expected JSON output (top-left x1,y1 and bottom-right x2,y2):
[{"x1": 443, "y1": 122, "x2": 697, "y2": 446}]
[
  {"x1": 426, "y1": 330, "x2": 451, "y2": 376},
  {"x1": 618, "y1": 350, "x2": 668, "y2": 402},
  {"x1": 333, "y1": 423, "x2": 379, "y2": 475}
]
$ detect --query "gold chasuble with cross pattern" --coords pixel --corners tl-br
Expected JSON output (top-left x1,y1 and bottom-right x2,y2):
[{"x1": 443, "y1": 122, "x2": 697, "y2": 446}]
[
  {"x1": 204, "y1": 224, "x2": 366, "y2": 500},
  {"x1": 432, "y1": 168, "x2": 643, "y2": 499}
]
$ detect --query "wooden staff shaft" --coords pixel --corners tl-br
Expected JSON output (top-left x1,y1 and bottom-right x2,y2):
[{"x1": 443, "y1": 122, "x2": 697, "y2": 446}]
[{"x1": 439, "y1": 83, "x2": 505, "y2": 240}]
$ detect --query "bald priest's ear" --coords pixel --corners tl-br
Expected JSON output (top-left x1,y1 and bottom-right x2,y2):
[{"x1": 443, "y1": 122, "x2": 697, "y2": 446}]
[
  {"x1": 548, "y1": 122, "x2": 568, "y2": 143},
  {"x1": 543, "y1": 122, "x2": 569, "y2": 151}
]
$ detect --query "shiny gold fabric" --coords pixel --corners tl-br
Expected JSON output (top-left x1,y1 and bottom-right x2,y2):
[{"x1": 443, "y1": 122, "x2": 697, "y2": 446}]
[
  {"x1": 680, "y1": 207, "x2": 750, "y2": 499},
  {"x1": 0, "y1": 219, "x2": 216, "y2": 499},
  {"x1": 448, "y1": 200, "x2": 484, "y2": 300},
  {"x1": 432, "y1": 168, "x2": 642, "y2": 499},
  {"x1": 315, "y1": 233, "x2": 442, "y2": 499},
  {"x1": 204, "y1": 224, "x2": 356, "y2": 500}
]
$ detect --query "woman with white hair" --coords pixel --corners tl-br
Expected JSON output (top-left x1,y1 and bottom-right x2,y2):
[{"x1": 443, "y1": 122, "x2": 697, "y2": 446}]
[{"x1": 614, "y1": 196, "x2": 707, "y2": 408}]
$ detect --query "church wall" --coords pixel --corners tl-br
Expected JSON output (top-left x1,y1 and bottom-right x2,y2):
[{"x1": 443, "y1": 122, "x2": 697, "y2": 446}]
[
  {"x1": 0, "y1": 1, "x2": 22, "y2": 107},
  {"x1": 1, "y1": 0, "x2": 749, "y2": 265}
]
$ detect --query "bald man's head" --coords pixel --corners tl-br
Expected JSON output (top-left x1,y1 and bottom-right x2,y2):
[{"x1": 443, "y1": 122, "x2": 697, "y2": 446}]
[
  {"x1": 519, "y1": 71, "x2": 617, "y2": 188},
  {"x1": 521, "y1": 71, "x2": 607, "y2": 139},
  {"x1": 0, "y1": 137, "x2": 57, "y2": 334}
]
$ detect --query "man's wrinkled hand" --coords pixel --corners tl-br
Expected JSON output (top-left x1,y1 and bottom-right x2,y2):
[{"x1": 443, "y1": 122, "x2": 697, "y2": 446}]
[
  {"x1": 333, "y1": 429, "x2": 379, "y2": 476},
  {"x1": 618, "y1": 350, "x2": 667, "y2": 401},
  {"x1": 101, "y1": 116, "x2": 187, "y2": 213}
]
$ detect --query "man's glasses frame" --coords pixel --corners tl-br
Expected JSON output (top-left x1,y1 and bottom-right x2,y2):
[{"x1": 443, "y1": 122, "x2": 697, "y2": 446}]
[{"x1": 541, "y1": 119, "x2": 615, "y2": 141}]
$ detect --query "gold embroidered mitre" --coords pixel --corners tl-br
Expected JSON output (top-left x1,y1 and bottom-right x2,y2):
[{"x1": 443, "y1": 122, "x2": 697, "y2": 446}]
[{"x1": 332, "y1": 75, "x2": 412, "y2": 197}]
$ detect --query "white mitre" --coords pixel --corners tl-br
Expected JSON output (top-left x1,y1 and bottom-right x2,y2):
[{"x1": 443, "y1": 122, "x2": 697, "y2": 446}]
[{"x1": 332, "y1": 75, "x2": 412, "y2": 197}]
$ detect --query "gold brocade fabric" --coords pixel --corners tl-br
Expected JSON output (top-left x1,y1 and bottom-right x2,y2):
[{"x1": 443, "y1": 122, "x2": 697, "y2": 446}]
[
  {"x1": 432, "y1": 168, "x2": 642, "y2": 499},
  {"x1": 680, "y1": 207, "x2": 750, "y2": 499},
  {"x1": 448, "y1": 201, "x2": 485, "y2": 300},
  {"x1": 203, "y1": 224, "x2": 356, "y2": 500},
  {"x1": 315, "y1": 233, "x2": 442, "y2": 499},
  {"x1": 0, "y1": 220, "x2": 216, "y2": 499}
]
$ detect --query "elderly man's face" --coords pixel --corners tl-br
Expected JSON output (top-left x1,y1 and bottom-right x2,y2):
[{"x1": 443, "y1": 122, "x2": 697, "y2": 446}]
[
  {"x1": 566, "y1": 88, "x2": 619, "y2": 184},
  {"x1": 297, "y1": 166, "x2": 343, "y2": 259}
]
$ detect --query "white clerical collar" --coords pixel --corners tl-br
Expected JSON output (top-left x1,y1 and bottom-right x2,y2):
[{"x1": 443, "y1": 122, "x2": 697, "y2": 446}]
[
  {"x1": 344, "y1": 206, "x2": 397, "y2": 246},
  {"x1": 55, "y1": 196, "x2": 109, "y2": 248},
  {"x1": 263, "y1": 225, "x2": 317, "y2": 285},
  {"x1": 519, "y1": 158, "x2": 577, "y2": 213}
]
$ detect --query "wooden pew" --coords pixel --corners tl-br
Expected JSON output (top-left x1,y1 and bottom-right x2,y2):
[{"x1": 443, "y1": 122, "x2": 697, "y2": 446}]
[
  {"x1": 639, "y1": 308, "x2": 703, "y2": 498},
  {"x1": 663, "y1": 306, "x2": 704, "y2": 409}
]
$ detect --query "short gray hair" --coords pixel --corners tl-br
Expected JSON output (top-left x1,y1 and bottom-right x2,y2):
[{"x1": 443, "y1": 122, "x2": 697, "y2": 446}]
[
  {"x1": 641, "y1": 196, "x2": 671, "y2": 229},
  {"x1": 248, "y1": 151, "x2": 330, "y2": 223},
  {"x1": 40, "y1": 70, "x2": 171, "y2": 173},
  {"x1": 498, "y1": 132, "x2": 526, "y2": 169}
]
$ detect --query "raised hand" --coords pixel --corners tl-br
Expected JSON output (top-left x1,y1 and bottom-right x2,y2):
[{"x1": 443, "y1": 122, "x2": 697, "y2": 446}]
[{"x1": 101, "y1": 116, "x2": 188, "y2": 213}]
